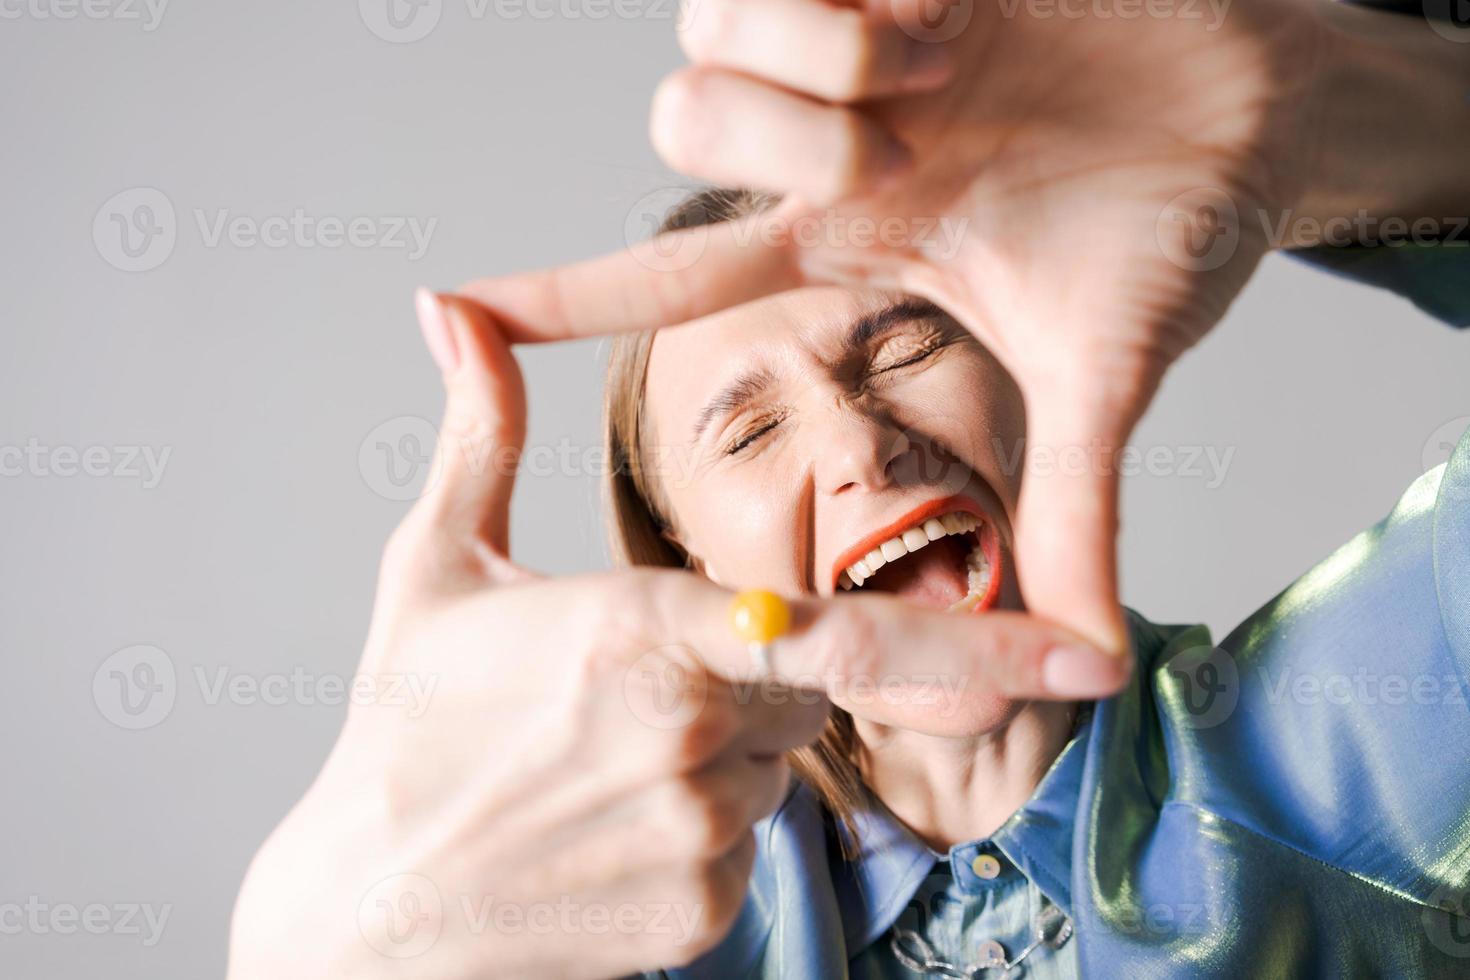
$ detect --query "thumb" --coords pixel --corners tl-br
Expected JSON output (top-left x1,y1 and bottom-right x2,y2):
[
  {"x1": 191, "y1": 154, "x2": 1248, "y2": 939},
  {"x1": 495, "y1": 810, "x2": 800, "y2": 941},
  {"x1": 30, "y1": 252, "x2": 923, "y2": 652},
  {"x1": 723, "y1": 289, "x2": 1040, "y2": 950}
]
[
  {"x1": 1013, "y1": 366, "x2": 1152, "y2": 660},
  {"x1": 414, "y1": 288, "x2": 527, "y2": 558}
]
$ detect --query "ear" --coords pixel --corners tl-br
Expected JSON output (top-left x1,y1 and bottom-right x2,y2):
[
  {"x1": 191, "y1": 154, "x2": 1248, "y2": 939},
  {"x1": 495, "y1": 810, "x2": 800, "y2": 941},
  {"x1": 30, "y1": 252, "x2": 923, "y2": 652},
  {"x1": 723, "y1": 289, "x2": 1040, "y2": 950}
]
[{"x1": 663, "y1": 527, "x2": 721, "y2": 583}]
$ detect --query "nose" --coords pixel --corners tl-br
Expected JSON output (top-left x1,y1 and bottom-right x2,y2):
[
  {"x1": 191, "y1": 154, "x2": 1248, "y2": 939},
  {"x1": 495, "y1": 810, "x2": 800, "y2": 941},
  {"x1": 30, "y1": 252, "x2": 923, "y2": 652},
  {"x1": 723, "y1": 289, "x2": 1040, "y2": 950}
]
[{"x1": 816, "y1": 407, "x2": 912, "y2": 497}]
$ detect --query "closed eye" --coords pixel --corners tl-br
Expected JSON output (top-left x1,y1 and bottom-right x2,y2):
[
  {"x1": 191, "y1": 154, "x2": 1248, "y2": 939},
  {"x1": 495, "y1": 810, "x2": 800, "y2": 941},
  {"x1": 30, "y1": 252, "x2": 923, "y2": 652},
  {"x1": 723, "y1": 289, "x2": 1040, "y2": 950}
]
[
  {"x1": 868, "y1": 331, "x2": 949, "y2": 376},
  {"x1": 724, "y1": 416, "x2": 783, "y2": 456}
]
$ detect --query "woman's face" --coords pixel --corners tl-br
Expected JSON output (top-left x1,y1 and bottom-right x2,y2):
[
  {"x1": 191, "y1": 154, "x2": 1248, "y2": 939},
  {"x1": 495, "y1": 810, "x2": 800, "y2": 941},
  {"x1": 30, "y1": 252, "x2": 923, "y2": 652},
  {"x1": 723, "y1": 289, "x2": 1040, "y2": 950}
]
[{"x1": 644, "y1": 286, "x2": 1030, "y2": 634}]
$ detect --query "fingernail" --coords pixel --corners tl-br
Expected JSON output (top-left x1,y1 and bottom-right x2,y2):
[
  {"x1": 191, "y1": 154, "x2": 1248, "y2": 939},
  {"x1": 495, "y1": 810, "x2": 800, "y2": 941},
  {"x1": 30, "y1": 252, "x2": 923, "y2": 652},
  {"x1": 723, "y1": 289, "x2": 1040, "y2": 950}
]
[
  {"x1": 1042, "y1": 645, "x2": 1124, "y2": 697},
  {"x1": 900, "y1": 41, "x2": 954, "y2": 92},
  {"x1": 415, "y1": 287, "x2": 459, "y2": 375}
]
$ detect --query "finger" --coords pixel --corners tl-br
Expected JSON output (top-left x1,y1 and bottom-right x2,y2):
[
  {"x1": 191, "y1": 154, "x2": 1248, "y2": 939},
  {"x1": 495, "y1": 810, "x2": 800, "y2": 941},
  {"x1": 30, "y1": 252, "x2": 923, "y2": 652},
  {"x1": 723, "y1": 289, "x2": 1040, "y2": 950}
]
[
  {"x1": 1012, "y1": 359, "x2": 1160, "y2": 659},
  {"x1": 455, "y1": 203, "x2": 803, "y2": 343},
  {"x1": 651, "y1": 67, "x2": 912, "y2": 205},
  {"x1": 633, "y1": 572, "x2": 1130, "y2": 710},
  {"x1": 645, "y1": 753, "x2": 789, "y2": 859},
  {"x1": 717, "y1": 678, "x2": 830, "y2": 757},
  {"x1": 678, "y1": 0, "x2": 954, "y2": 103},
  {"x1": 411, "y1": 290, "x2": 527, "y2": 561}
]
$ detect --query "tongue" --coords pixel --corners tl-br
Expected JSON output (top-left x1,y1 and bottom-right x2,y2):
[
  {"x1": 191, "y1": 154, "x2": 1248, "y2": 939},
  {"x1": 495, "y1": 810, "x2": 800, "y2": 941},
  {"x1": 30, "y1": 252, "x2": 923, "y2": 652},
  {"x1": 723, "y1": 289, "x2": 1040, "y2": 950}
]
[{"x1": 865, "y1": 535, "x2": 971, "y2": 610}]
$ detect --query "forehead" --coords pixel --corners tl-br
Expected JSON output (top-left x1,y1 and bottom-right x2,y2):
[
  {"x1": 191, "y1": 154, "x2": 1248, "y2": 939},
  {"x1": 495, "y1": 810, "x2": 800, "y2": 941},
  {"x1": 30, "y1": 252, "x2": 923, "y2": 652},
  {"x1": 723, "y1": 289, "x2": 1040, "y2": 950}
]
[{"x1": 644, "y1": 286, "x2": 895, "y2": 429}]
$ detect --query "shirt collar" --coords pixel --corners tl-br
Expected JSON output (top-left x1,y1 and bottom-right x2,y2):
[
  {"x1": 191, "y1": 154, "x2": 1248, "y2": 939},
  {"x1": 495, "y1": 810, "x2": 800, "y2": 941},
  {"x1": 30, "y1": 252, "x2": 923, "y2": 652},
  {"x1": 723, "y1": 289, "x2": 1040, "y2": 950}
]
[{"x1": 829, "y1": 711, "x2": 1093, "y2": 956}]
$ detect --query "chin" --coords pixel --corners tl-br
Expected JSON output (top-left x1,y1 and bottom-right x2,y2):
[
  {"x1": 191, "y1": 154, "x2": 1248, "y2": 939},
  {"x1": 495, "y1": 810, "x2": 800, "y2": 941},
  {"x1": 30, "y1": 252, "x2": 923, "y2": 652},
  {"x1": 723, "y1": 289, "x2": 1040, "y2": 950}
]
[{"x1": 904, "y1": 693, "x2": 1030, "y2": 738}]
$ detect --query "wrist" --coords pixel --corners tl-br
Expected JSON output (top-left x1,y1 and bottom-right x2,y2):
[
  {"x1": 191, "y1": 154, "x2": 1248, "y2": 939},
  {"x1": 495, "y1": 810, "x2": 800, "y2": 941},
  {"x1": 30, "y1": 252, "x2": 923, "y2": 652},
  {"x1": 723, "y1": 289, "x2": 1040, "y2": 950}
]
[{"x1": 1286, "y1": 0, "x2": 1470, "y2": 247}]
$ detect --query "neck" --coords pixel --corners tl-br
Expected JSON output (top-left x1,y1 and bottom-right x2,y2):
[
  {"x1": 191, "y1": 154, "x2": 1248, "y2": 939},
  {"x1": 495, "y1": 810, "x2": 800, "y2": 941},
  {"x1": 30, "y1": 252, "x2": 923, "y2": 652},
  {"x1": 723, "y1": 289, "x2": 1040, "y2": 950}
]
[{"x1": 854, "y1": 700, "x2": 1078, "y2": 851}]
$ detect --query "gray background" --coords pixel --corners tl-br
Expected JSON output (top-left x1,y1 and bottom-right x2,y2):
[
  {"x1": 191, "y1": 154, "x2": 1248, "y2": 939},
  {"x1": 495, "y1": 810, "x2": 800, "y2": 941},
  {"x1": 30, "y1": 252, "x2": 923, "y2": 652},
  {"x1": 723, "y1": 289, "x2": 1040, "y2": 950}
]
[{"x1": 1, "y1": 3, "x2": 1466, "y2": 978}]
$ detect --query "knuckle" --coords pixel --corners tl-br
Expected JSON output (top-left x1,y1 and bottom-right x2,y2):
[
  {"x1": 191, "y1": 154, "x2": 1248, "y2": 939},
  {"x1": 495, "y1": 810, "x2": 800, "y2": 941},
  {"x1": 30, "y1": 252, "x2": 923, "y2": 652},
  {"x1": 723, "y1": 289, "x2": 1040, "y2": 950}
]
[
  {"x1": 664, "y1": 778, "x2": 739, "y2": 857},
  {"x1": 821, "y1": 112, "x2": 874, "y2": 202},
  {"x1": 660, "y1": 696, "x2": 737, "y2": 771},
  {"x1": 650, "y1": 69, "x2": 711, "y2": 174},
  {"x1": 826, "y1": 11, "x2": 883, "y2": 100},
  {"x1": 814, "y1": 604, "x2": 882, "y2": 686},
  {"x1": 675, "y1": 0, "x2": 731, "y2": 62}
]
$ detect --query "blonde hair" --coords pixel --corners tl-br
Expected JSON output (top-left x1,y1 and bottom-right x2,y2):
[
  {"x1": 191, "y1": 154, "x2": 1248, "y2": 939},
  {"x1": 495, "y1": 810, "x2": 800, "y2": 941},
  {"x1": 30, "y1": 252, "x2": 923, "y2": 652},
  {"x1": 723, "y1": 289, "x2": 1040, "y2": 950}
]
[{"x1": 603, "y1": 187, "x2": 868, "y2": 853}]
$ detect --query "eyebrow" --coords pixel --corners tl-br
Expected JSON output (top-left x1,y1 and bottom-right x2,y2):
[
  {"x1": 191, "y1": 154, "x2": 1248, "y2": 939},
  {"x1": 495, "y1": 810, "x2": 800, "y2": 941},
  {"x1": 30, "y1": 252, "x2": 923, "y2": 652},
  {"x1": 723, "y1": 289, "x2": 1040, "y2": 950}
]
[
  {"x1": 691, "y1": 368, "x2": 776, "y2": 442},
  {"x1": 688, "y1": 298, "x2": 949, "y2": 443},
  {"x1": 848, "y1": 297, "x2": 946, "y2": 348}
]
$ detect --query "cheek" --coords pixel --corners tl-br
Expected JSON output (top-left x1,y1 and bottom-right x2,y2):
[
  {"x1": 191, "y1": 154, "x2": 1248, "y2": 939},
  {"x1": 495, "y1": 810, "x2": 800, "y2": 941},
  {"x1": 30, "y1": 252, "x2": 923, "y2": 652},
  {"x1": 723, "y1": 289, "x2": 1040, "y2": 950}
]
[
  {"x1": 904, "y1": 357, "x2": 1027, "y2": 509},
  {"x1": 671, "y1": 468, "x2": 804, "y2": 592}
]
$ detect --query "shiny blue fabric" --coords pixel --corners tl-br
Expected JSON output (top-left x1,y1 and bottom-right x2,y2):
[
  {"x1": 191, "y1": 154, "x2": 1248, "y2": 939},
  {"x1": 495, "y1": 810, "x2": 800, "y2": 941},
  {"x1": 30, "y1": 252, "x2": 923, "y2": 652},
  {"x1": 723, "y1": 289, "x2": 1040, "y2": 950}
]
[{"x1": 654, "y1": 244, "x2": 1470, "y2": 977}]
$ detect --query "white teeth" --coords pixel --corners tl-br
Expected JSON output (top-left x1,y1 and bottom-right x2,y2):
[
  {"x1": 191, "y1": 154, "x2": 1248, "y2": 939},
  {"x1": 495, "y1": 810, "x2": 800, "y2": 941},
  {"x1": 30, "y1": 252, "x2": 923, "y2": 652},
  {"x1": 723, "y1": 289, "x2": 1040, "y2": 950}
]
[{"x1": 838, "y1": 511, "x2": 990, "y2": 598}]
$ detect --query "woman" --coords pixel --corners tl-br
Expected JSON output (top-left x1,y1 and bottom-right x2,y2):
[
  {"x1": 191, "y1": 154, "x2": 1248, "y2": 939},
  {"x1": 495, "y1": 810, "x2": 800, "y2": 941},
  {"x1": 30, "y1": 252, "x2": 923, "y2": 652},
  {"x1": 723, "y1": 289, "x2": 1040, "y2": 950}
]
[{"x1": 227, "y1": 0, "x2": 1470, "y2": 976}]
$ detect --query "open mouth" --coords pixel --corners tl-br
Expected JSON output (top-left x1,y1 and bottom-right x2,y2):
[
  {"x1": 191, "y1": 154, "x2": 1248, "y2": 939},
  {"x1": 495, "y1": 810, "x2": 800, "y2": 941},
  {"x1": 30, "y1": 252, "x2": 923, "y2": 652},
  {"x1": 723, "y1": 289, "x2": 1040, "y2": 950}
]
[{"x1": 831, "y1": 496, "x2": 1002, "y2": 614}]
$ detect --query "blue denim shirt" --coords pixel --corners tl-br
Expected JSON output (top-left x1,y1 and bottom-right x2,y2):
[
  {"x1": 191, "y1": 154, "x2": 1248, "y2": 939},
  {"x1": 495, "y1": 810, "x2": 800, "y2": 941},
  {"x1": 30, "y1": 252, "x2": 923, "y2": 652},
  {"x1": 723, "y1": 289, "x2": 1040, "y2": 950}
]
[{"x1": 654, "y1": 237, "x2": 1470, "y2": 977}]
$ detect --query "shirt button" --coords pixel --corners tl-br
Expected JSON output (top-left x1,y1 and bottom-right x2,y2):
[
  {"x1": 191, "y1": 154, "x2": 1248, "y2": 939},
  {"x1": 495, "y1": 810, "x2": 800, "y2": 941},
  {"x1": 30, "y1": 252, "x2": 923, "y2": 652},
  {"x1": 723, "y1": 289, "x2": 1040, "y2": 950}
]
[
  {"x1": 977, "y1": 939, "x2": 1007, "y2": 964},
  {"x1": 970, "y1": 853, "x2": 1002, "y2": 880}
]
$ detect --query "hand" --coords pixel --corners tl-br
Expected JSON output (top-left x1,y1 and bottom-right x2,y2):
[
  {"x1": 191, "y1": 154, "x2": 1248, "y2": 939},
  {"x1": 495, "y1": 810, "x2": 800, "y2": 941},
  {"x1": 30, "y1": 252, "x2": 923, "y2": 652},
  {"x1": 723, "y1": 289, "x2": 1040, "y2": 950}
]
[
  {"x1": 653, "y1": 0, "x2": 1350, "y2": 653},
  {"x1": 226, "y1": 293, "x2": 1124, "y2": 980}
]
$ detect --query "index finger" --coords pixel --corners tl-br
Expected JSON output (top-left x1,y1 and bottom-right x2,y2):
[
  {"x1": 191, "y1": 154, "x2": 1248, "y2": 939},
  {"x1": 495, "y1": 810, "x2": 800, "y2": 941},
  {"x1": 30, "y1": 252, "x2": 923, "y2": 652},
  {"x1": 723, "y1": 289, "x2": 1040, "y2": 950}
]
[
  {"x1": 454, "y1": 202, "x2": 805, "y2": 344},
  {"x1": 646, "y1": 573, "x2": 1130, "y2": 726}
]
